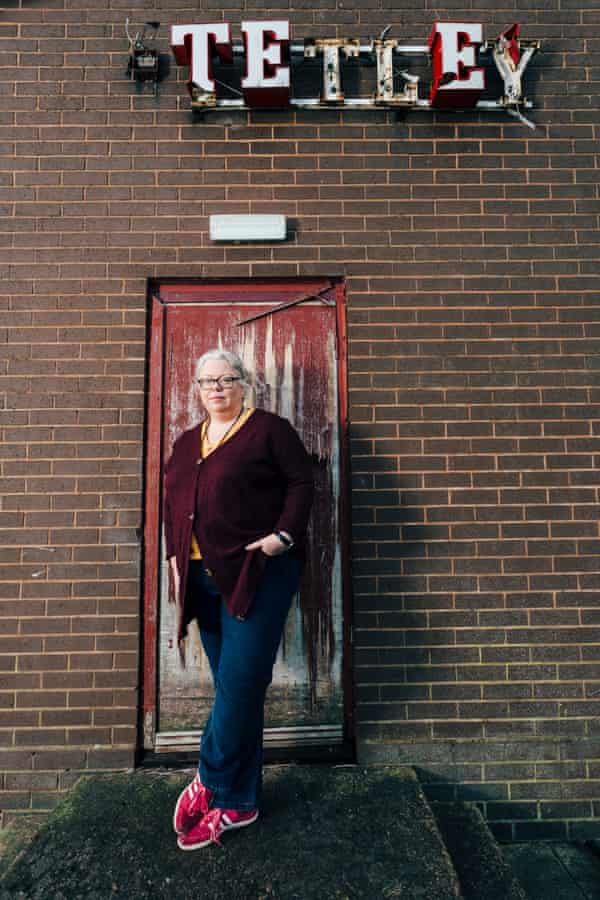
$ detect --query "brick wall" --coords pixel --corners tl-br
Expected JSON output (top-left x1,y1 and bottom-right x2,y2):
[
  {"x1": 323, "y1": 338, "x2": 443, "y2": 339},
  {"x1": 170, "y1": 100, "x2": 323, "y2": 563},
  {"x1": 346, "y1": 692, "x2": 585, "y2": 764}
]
[{"x1": 1, "y1": 0, "x2": 599, "y2": 838}]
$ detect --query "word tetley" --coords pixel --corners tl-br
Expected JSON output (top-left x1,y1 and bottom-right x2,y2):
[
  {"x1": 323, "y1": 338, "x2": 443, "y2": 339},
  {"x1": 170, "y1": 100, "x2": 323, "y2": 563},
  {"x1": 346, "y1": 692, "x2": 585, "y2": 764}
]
[{"x1": 170, "y1": 20, "x2": 539, "y2": 117}]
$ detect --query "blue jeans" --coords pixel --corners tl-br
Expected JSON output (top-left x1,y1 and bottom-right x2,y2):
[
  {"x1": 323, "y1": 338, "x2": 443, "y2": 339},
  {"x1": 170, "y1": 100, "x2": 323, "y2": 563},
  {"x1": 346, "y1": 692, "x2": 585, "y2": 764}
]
[{"x1": 189, "y1": 554, "x2": 300, "y2": 811}]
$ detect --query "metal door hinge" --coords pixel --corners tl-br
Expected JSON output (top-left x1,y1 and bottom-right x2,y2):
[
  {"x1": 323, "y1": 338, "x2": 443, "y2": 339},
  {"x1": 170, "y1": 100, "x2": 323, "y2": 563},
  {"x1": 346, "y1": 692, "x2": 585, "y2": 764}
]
[{"x1": 143, "y1": 709, "x2": 155, "y2": 749}]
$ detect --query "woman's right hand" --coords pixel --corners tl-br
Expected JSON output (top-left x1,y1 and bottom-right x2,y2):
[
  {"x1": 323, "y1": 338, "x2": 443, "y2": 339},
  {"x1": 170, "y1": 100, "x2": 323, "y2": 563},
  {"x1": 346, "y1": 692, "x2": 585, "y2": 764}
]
[
  {"x1": 168, "y1": 557, "x2": 186, "y2": 666},
  {"x1": 168, "y1": 556, "x2": 180, "y2": 603}
]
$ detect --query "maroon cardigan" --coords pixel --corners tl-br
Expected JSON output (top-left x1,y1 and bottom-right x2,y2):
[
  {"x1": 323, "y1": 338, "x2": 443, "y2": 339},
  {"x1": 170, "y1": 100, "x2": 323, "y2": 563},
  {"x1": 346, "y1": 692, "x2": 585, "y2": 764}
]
[{"x1": 164, "y1": 409, "x2": 314, "y2": 638}]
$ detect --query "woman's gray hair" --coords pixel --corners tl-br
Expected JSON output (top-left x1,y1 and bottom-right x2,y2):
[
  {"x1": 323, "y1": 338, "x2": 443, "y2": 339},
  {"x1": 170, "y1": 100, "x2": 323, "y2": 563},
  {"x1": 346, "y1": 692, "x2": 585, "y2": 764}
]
[{"x1": 195, "y1": 348, "x2": 251, "y2": 390}]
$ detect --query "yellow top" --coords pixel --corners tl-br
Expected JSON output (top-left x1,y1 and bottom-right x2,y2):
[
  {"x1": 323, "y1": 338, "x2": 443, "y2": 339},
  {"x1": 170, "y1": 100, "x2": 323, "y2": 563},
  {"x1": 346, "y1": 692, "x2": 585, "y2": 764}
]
[{"x1": 190, "y1": 407, "x2": 255, "y2": 560}]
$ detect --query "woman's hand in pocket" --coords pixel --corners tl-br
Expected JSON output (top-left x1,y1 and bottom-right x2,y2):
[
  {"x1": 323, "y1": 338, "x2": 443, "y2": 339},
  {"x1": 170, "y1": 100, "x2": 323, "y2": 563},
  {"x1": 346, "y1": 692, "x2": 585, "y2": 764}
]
[
  {"x1": 245, "y1": 533, "x2": 288, "y2": 557},
  {"x1": 168, "y1": 556, "x2": 180, "y2": 602}
]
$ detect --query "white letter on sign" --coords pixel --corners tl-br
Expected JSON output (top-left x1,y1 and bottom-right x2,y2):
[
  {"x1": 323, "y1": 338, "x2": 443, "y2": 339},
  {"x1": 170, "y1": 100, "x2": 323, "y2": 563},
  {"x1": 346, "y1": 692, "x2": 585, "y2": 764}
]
[
  {"x1": 171, "y1": 23, "x2": 232, "y2": 97},
  {"x1": 429, "y1": 22, "x2": 484, "y2": 108},
  {"x1": 241, "y1": 20, "x2": 290, "y2": 107}
]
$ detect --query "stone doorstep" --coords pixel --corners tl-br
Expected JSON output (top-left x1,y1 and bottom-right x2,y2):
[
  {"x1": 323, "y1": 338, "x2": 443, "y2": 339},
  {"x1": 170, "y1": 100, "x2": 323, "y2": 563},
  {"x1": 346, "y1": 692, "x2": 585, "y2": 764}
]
[
  {"x1": 0, "y1": 813, "x2": 49, "y2": 884},
  {"x1": 0, "y1": 764, "x2": 465, "y2": 899},
  {"x1": 429, "y1": 799, "x2": 528, "y2": 900}
]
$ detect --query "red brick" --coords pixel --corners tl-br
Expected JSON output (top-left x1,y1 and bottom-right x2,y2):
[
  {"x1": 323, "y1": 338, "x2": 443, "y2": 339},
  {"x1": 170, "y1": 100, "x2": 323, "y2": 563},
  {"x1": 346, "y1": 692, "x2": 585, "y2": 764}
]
[{"x1": 1, "y1": 2, "x2": 599, "y2": 839}]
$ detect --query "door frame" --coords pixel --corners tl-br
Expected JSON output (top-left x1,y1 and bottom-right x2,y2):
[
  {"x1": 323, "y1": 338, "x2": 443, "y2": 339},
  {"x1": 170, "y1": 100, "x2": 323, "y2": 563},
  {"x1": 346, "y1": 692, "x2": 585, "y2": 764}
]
[{"x1": 140, "y1": 278, "x2": 353, "y2": 755}]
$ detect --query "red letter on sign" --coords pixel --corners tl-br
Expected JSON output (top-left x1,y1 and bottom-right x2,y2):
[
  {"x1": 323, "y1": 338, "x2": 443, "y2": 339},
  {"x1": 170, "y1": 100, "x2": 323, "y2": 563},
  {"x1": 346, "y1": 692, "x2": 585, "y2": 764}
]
[
  {"x1": 241, "y1": 20, "x2": 290, "y2": 107},
  {"x1": 429, "y1": 22, "x2": 484, "y2": 109},
  {"x1": 171, "y1": 23, "x2": 233, "y2": 97}
]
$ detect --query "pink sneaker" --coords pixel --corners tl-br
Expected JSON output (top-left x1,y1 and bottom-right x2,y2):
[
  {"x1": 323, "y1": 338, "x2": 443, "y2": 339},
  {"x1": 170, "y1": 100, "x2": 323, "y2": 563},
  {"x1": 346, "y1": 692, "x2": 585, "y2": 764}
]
[
  {"x1": 173, "y1": 774, "x2": 213, "y2": 835},
  {"x1": 177, "y1": 807, "x2": 258, "y2": 851}
]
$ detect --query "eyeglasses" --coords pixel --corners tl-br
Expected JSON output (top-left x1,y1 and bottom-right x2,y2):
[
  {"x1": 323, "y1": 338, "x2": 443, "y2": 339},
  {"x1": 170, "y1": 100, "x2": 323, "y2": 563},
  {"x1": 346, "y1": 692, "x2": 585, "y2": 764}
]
[{"x1": 197, "y1": 375, "x2": 241, "y2": 390}]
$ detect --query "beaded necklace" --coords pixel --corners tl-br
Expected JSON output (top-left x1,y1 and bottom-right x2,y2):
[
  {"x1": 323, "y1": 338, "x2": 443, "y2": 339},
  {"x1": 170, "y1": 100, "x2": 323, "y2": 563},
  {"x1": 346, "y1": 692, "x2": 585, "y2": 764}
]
[{"x1": 200, "y1": 405, "x2": 246, "y2": 459}]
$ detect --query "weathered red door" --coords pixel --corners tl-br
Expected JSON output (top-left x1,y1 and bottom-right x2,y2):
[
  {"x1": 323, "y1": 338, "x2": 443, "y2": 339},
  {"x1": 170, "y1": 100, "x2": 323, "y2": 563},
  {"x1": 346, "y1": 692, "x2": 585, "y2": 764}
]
[{"x1": 143, "y1": 281, "x2": 351, "y2": 753}]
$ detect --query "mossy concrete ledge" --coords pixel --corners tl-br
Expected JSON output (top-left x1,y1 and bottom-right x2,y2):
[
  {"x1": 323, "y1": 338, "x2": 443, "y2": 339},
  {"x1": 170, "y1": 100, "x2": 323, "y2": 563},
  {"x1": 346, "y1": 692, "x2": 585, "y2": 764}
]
[
  {"x1": 431, "y1": 802, "x2": 527, "y2": 900},
  {"x1": 0, "y1": 765, "x2": 462, "y2": 900}
]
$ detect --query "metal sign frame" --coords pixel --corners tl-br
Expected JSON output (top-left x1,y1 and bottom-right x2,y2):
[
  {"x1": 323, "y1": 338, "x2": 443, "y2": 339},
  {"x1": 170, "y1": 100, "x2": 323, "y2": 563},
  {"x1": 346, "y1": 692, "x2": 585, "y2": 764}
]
[{"x1": 168, "y1": 20, "x2": 539, "y2": 127}]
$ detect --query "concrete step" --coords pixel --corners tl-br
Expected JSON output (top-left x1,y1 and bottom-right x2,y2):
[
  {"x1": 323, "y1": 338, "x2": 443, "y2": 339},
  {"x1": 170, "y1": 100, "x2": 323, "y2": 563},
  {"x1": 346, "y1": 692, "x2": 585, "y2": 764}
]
[
  {"x1": 503, "y1": 842, "x2": 600, "y2": 900},
  {"x1": 1, "y1": 764, "x2": 463, "y2": 899},
  {"x1": 430, "y1": 800, "x2": 528, "y2": 900}
]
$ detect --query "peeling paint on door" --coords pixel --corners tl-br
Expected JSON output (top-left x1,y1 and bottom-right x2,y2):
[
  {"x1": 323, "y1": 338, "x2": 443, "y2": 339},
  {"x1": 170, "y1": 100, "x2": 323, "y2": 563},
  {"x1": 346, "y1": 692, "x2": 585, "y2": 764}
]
[{"x1": 156, "y1": 288, "x2": 345, "y2": 737}]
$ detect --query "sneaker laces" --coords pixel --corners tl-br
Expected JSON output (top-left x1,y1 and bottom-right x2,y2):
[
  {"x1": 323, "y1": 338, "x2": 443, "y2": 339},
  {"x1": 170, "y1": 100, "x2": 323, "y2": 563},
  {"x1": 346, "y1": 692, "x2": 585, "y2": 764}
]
[
  {"x1": 204, "y1": 808, "x2": 226, "y2": 846},
  {"x1": 187, "y1": 776, "x2": 209, "y2": 816}
]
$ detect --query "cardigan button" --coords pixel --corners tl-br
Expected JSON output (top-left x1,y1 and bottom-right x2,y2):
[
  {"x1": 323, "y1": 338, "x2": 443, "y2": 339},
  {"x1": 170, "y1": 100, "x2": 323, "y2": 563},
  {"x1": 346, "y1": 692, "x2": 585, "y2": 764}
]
[
  {"x1": 188, "y1": 513, "x2": 193, "y2": 520},
  {"x1": 195, "y1": 458, "x2": 203, "y2": 465}
]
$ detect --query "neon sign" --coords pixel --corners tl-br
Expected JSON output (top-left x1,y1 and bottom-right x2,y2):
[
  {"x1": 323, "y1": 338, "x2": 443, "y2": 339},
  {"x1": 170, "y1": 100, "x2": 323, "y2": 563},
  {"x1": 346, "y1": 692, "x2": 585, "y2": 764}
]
[{"x1": 170, "y1": 21, "x2": 539, "y2": 125}]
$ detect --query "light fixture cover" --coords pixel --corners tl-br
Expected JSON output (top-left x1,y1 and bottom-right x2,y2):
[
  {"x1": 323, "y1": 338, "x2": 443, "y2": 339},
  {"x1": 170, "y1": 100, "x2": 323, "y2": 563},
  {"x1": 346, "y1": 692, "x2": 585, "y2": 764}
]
[{"x1": 209, "y1": 214, "x2": 287, "y2": 242}]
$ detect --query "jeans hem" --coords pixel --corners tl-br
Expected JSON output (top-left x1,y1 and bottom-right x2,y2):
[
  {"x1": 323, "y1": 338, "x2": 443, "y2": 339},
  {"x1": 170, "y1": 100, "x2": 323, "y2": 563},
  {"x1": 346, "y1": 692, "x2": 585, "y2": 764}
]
[
  {"x1": 199, "y1": 768, "x2": 258, "y2": 811},
  {"x1": 216, "y1": 801, "x2": 258, "y2": 811}
]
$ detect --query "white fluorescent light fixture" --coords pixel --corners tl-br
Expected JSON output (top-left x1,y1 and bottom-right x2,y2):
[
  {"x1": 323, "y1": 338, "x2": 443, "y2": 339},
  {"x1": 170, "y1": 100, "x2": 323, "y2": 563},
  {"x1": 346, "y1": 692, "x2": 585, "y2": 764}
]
[{"x1": 209, "y1": 214, "x2": 287, "y2": 242}]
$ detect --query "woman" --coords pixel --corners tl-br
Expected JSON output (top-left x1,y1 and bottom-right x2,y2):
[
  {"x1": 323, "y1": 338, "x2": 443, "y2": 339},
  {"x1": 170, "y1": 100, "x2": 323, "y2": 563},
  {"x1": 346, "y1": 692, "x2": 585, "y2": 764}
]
[{"x1": 164, "y1": 348, "x2": 313, "y2": 851}]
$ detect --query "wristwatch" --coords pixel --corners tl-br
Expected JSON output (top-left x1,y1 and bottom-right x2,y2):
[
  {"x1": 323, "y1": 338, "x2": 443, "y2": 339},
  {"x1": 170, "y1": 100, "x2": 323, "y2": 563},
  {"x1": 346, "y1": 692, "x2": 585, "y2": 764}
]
[{"x1": 275, "y1": 531, "x2": 294, "y2": 549}]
